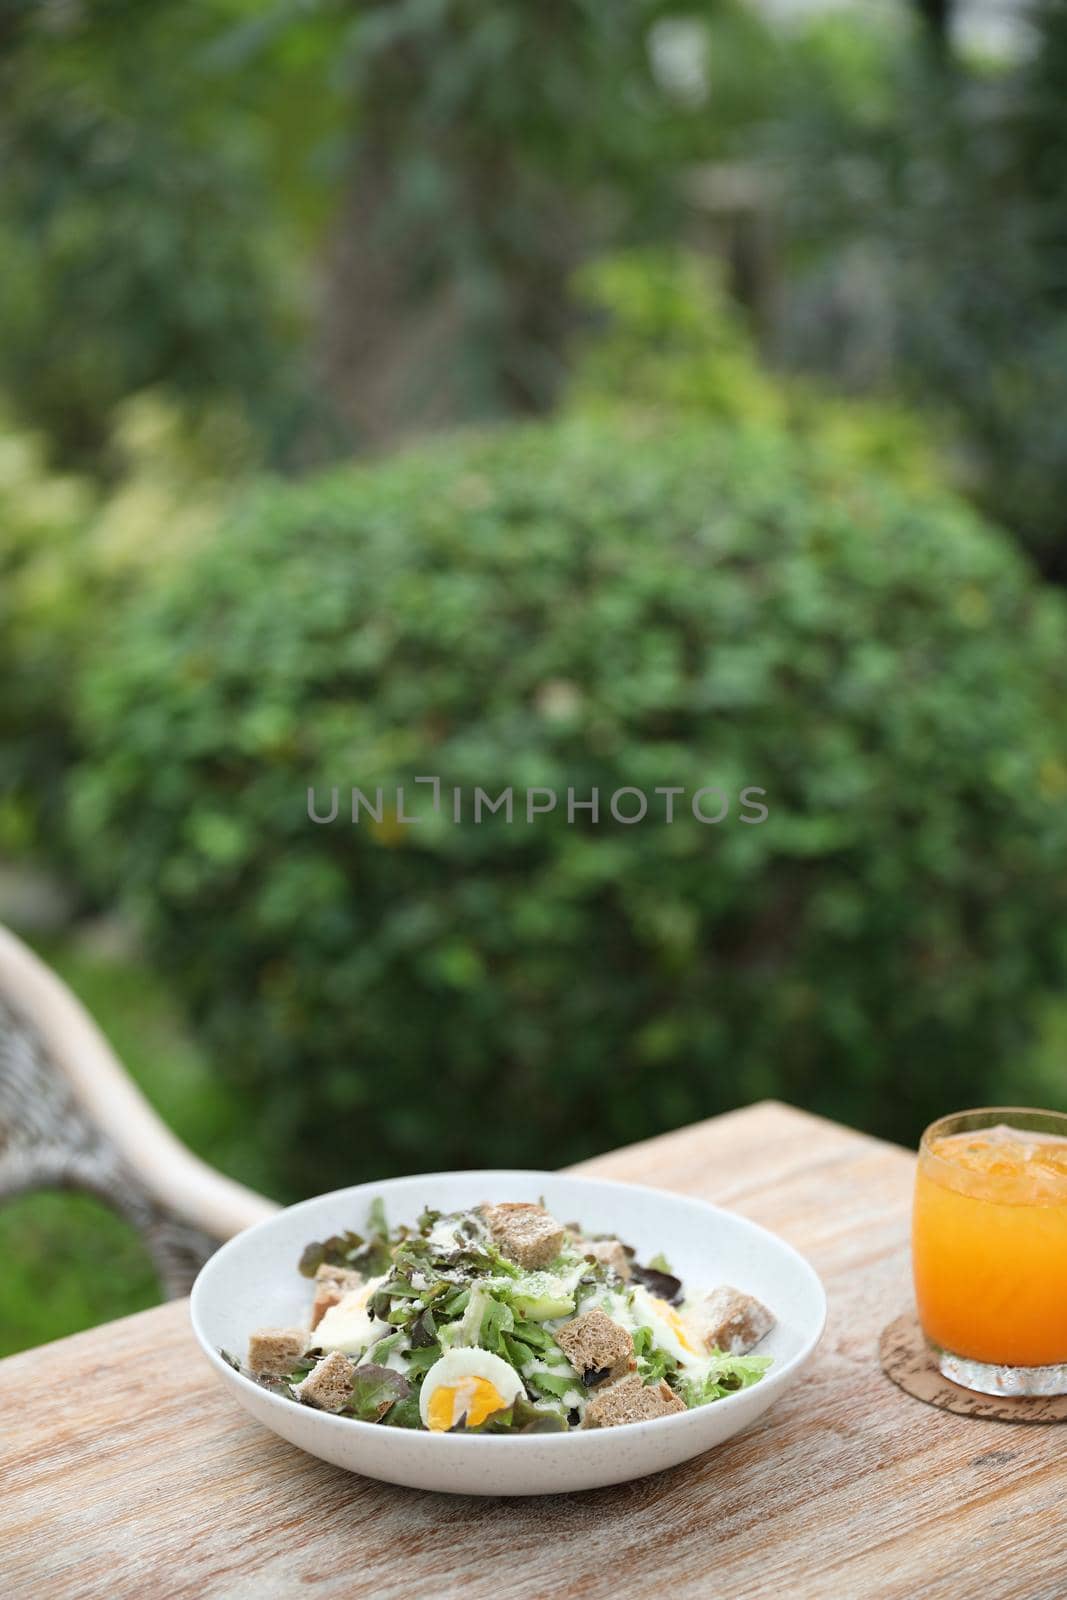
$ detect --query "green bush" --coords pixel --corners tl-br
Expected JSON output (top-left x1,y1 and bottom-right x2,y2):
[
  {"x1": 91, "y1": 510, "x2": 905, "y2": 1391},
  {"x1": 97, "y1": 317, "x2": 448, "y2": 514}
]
[
  {"x1": 0, "y1": 393, "x2": 245, "y2": 867},
  {"x1": 73, "y1": 416, "x2": 1067, "y2": 1193},
  {"x1": 0, "y1": 415, "x2": 93, "y2": 856}
]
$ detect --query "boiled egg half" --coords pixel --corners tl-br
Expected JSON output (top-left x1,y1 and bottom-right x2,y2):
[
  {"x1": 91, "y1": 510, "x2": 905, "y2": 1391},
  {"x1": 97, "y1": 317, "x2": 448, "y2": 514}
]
[
  {"x1": 418, "y1": 1347, "x2": 524, "y2": 1432},
  {"x1": 314, "y1": 1274, "x2": 386, "y2": 1357},
  {"x1": 631, "y1": 1285, "x2": 706, "y2": 1370}
]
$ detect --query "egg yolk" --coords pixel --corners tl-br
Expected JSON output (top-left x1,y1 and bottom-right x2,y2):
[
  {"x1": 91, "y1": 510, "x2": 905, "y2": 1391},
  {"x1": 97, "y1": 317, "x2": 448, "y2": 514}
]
[
  {"x1": 653, "y1": 1297, "x2": 697, "y2": 1354},
  {"x1": 427, "y1": 1376, "x2": 507, "y2": 1432}
]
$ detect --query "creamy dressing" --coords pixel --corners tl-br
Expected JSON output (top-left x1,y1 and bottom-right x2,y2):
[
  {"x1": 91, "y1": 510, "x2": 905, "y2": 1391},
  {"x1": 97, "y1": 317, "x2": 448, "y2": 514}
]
[
  {"x1": 520, "y1": 1356, "x2": 576, "y2": 1380},
  {"x1": 591, "y1": 1285, "x2": 716, "y2": 1377},
  {"x1": 313, "y1": 1273, "x2": 387, "y2": 1356},
  {"x1": 427, "y1": 1216, "x2": 467, "y2": 1254}
]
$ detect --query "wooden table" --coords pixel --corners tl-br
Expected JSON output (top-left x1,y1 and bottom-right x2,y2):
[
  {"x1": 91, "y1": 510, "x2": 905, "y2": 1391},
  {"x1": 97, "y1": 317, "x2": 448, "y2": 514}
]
[{"x1": 3, "y1": 1102, "x2": 1064, "y2": 1600}]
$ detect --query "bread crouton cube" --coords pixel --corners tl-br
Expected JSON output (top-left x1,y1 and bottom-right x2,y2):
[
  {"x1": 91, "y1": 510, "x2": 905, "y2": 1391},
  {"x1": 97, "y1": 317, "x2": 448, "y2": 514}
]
[
  {"x1": 554, "y1": 1308, "x2": 635, "y2": 1385},
  {"x1": 247, "y1": 1327, "x2": 308, "y2": 1377},
  {"x1": 582, "y1": 1238, "x2": 632, "y2": 1281},
  {"x1": 701, "y1": 1286, "x2": 775, "y2": 1356},
  {"x1": 582, "y1": 1372, "x2": 687, "y2": 1429},
  {"x1": 315, "y1": 1263, "x2": 365, "y2": 1288},
  {"x1": 482, "y1": 1202, "x2": 564, "y2": 1269},
  {"x1": 311, "y1": 1264, "x2": 364, "y2": 1330},
  {"x1": 294, "y1": 1350, "x2": 356, "y2": 1413}
]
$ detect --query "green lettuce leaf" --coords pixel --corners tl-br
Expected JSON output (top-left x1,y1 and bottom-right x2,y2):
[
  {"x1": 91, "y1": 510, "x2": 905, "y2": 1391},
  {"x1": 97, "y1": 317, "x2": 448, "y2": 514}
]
[
  {"x1": 524, "y1": 1367, "x2": 577, "y2": 1401},
  {"x1": 341, "y1": 1363, "x2": 411, "y2": 1422},
  {"x1": 298, "y1": 1197, "x2": 393, "y2": 1278},
  {"x1": 403, "y1": 1342, "x2": 444, "y2": 1377},
  {"x1": 463, "y1": 1395, "x2": 567, "y2": 1434},
  {"x1": 679, "y1": 1353, "x2": 772, "y2": 1408},
  {"x1": 632, "y1": 1324, "x2": 675, "y2": 1383},
  {"x1": 381, "y1": 1393, "x2": 423, "y2": 1430}
]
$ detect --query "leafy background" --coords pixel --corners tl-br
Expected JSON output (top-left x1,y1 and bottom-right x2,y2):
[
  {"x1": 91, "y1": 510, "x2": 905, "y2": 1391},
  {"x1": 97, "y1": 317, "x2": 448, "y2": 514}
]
[{"x1": 3, "y1": 0, "x2": 1067, "y2": 1353}]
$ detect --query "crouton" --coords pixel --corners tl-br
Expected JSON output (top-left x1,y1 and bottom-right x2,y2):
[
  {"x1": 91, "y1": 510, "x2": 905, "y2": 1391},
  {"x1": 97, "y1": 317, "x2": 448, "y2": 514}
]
[
  {"x1": 554, "y1": 1307, "x2": 635, "y2": 1385},
  {"x1": 294, "y1": 1350, "x2": 356, "y2": 1413},
  {"x1": 482, "y1": 1202, "x2": 565, "y2": 1269},
  {"x1": 582, "y1": 1238, "x2": 632, "y2": 1281},
  {"x1": 701, "y1": 1286, "x2": 775, "y2": 1356},
  {"x1": 582, "y1": 1372, "x2": 687, "y2": 1429},
  {"x1": 247, "y1": 1327, "x2": 308, "y2": 1377},
  {"x1": 316, "y1": 1263, "x2": 364, "y2": 1288},
  {"x1": 310, "y1": 1283, "x2": 343, "y2": 1331},
  {"x1": 311, "y1": 1264, "x2": 364, "y2": 1330}
]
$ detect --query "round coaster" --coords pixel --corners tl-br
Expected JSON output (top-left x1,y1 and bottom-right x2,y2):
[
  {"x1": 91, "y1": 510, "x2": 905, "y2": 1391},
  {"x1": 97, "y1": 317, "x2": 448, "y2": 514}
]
[{"x1": 879, "y1": 1313, "x2": 1067, "y2": 1424}]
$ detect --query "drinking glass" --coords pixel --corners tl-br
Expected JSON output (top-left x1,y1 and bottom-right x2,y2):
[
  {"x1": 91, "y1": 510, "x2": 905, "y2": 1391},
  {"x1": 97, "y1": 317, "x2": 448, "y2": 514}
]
[{"x1": 912, "y1": 1107, "x2": 1067, "y2": 1397}]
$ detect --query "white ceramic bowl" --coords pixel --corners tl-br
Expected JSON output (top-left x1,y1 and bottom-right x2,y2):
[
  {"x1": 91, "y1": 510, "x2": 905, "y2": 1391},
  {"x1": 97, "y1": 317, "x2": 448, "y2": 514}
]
[{"x1": 191, "y1": 1170, "x2": 826, "y2": 1495}]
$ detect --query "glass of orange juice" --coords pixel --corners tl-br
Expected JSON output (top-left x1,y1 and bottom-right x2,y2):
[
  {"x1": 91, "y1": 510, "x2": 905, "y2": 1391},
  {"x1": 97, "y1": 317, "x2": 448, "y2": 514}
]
[{"x1": 912, "y1": 1108, "x2": 1067, "y2": 1396}]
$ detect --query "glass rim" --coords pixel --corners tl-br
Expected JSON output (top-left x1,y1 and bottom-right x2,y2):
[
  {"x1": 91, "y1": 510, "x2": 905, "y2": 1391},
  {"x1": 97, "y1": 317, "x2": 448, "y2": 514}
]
[{"x1": 920, "y1": 1105, "x2": 1067, "y2": 1161}]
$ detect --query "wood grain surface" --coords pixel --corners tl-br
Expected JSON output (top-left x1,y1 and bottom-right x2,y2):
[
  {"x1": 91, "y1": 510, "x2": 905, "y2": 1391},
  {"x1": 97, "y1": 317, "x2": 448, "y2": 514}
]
[{"x1": 3, "y1": 1101, "x2": 1064, "y2": 1600}]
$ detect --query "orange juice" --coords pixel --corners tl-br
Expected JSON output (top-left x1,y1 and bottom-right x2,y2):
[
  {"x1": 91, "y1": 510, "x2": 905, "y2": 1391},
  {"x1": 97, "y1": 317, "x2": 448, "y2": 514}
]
[{"x1": 913, "y1": 1115, "x2": 1067, "y2": 1371}]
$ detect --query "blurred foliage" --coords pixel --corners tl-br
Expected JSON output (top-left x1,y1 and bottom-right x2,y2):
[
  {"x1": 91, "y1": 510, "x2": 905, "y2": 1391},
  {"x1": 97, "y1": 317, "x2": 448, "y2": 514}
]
[
  {"x1": 0, "y1": 246, "x2": 934, "y2": 884},
  {"x1": 572, "y1": 252, "x2": 787, "y2": 430},
  {"x1": 765, "y1": 0, "x2": 1067, "y2": 575},
  {"x1": 69, "y1": 415, "x2": 1067, "y2": 1194},
  {"x1": 324, "y1": 0, "x2": 675, "y2": 418},
  {"x1": 0, "y1": 394, "x2": 250, "y2": 867},
  {"x1": 245, "y1": 0, "x2": 737, "y2": 441},
  {"x1": 302, "y1": 0, "x2": 916, "y2": 436},
  {"x1": 0, "y1": 417, "x2": 92, "y2": 859},
  {"x1": 0, "y1": 0, "x2": 807, "y2": 459},
  {"x1": 571, "y1": 249, "x2": 942, "y2": 490},
  {"x1": 0, "y1": 0, "x2": 319, "y2": 467},
  {"x1": 0, "y1": 0, "x2": 692, "y2": 459},
  {"x1": 0, "y1": 1190, "x2": 159, "y2": 1358},
  {"x1": 5, "y1": 0, "x2": 1067, "y2": 572}
]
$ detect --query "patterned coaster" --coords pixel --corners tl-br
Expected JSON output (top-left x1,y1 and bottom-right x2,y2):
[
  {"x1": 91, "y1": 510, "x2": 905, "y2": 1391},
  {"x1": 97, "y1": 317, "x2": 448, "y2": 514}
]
[{"x1": 879, "y1": 1313, "x2": 1067, "y2": 1423}]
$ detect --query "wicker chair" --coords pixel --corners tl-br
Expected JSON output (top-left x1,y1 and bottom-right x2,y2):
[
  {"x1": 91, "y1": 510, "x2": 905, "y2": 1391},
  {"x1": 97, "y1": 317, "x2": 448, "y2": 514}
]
[{"x1": 0, "y1": 922, "x2": 279, "y2": 1298}]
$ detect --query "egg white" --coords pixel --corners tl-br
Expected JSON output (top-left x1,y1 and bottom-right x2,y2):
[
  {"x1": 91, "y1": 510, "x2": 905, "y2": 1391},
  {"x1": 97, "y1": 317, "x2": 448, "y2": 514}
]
[
  {"x1": 313, "y1": 1273, "x2": 387, "y2": 1357},
  {"x1": 630, "y1": 1285, "x2": 709, "y2": 1372},
  {"x1": 418, "y1": 1346, "x2": 525, "y2": 1431}
]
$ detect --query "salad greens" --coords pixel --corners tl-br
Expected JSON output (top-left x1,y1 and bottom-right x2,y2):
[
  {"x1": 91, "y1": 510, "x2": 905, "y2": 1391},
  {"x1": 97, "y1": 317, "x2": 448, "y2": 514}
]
[{"x1": 235, "y1": 1200, "x2": 773, "y2": 1434}]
